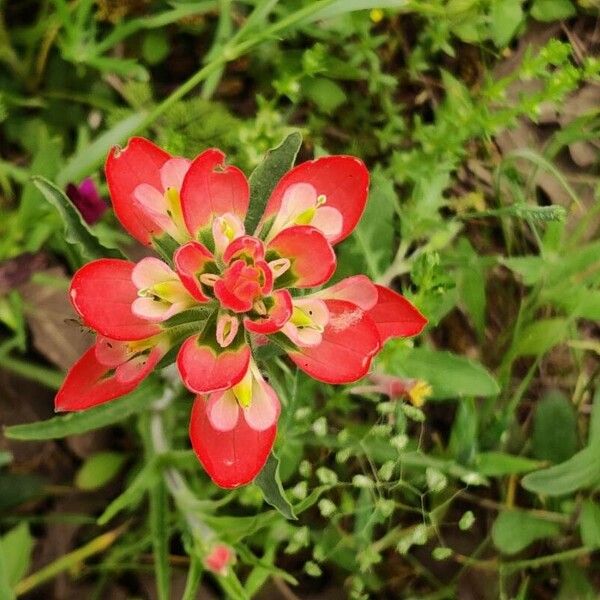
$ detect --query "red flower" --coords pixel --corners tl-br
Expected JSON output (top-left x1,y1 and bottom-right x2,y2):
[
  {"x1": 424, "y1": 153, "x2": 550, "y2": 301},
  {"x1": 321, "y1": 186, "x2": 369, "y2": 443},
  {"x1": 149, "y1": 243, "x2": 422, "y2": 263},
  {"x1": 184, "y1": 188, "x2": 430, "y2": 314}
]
[{"x1": 57, "y1": 138, "x2": 427, "y2": 489}]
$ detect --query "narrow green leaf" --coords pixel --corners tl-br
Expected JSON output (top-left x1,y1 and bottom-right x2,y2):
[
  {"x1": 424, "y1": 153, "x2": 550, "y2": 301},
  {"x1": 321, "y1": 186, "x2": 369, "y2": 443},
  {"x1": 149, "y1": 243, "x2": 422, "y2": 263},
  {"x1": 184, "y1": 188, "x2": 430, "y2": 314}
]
[
  {"x1": 150, "y1": 479, "x2": 170, "y2": 600},
  {"x1": 475, "y1": 452, "x2": 542, "y2": 476},
  {"x1": 254, "y1": 453, "x2": 297, "y2": 520},
  {"x1": 32, "y1": 176, "x2": 122, "y2": 261},
  {"x1": 75, "y1": 452, "x2": 127, "y2": 490},
  {"x1": 97, "y1": 460, "x2": 158, "y2": 525},
  {"x1": 56, "y1": 112, "x2": 148, "y2": 186},
  {"x1": 492, "y1": 511, "x2": 561, "y2": 555},
  {"x1": 245, "y1": 132, "x2": 302, "y2": 235},
  {"x1": 0, "y1": 547, "x2": 14, "y2": 600},
  {"x1": 511, "y1": 318, "x2": 569, "y2": 358},
  {"x1": 0, "y1": 523, "x2": 34, "y2": 586},
  {"x1": 5, "y1": 380, "x2": 161, "y2": 441},
  {"x1": 579, "y1": 500, "x2": 600, "y2": 550}
]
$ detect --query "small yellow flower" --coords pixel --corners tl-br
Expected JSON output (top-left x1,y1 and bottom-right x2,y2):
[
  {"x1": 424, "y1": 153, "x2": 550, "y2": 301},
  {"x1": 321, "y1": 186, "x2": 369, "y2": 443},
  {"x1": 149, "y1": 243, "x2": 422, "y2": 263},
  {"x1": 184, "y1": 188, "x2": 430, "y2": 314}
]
[
  {"x1": 407, "y1": 380, "x2": 432, "y2": 407},
  {"x1": 370, "y1": 8, "x2": 384, "y2": 23}
]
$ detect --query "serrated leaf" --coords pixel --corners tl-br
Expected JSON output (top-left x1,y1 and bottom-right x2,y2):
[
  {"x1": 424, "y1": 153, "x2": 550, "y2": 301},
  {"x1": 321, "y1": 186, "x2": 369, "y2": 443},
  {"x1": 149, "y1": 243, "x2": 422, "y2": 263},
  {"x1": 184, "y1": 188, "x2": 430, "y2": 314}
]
[
  {"x1": 245, "y1": 132, "x2": 302, "y2": 235},
  {"x1": 492, "y1": 510, "x2": 561, "y2": 554},
  {"x1": 32, "y1": 176, "x2": 122, "y2": 261},
  {"x1": 254, "y1": 453, "x2": 297, "y2": 520},
  {"x1": 0, "y1": 523, "x2": 33, "y2": 586},
  {"x1": 5, "y1": 379, "x2": 161, "y2": 441},
  {"x1": 75, "y1": 452, "x2": 127, "y2": 490}
]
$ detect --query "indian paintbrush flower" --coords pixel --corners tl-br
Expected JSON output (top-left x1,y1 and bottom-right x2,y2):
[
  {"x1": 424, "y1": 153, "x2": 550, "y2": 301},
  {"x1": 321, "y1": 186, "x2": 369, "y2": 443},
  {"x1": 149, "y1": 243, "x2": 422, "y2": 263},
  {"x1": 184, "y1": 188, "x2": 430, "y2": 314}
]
[{"x1": 57, "y1": 137, "x2": 427, "y2": 488}]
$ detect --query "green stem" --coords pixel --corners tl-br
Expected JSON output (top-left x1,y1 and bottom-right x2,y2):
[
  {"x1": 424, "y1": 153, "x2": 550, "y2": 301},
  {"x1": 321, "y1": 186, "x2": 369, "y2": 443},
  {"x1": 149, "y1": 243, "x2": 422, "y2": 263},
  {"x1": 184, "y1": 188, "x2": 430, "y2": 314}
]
[
  {"x1": 137, "y1": 0, "x2": 337, "y2": 133},
  {"x1": 14, "y1": 525, "x2": 127, "y2": 596}
]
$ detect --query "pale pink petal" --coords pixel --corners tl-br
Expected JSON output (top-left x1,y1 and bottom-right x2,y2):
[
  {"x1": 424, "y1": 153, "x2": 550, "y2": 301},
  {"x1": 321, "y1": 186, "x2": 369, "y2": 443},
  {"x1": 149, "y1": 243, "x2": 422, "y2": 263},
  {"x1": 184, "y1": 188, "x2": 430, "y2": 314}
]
[
  {"x1": 295, "y1": 298, "x2": 330, "y2": 329},
  {"x1": 131, "y1": 297, "x2": 170, "y2": 322},
  {"x1": 133, "y1": 183, "x2": 165, "y2": 212},
  {"x1": 318, "y1": 275, "x2": 378, "y2": 310},
  {"x1": 132, "y1": 257, "x2": 177, "y2": 289},
  {"x1": 160, "y1": 158, "x2": 191, "y2": 190},
  {"x1": 94, "y1": 337, "x2": 129, "y2": 368},
  {"x1": 207, "y1": 391, "x2": 240, "y2": 431},
  {"x1": 268, "y1": 183, "x2": 317, "y2": 239},
  {"x1": 216, "y1": 313, "x2": 239, "y2": 348},
  {"x1": 115, "y1": 348, "x2": 161, "y2": 384},
  {"x1": 311, "y1": 205, "x2": 343, "y2": 240},
  {"x1": 243, "y1": 377, "x2": 280, "y2": 431},
  {"x1": 281, "y1": 322, "x2": 323, "y2": 347}
]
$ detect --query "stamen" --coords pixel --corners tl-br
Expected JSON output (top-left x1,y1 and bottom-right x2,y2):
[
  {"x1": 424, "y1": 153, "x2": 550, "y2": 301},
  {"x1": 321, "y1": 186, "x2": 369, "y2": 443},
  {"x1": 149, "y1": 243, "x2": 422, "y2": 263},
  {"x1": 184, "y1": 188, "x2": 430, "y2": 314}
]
[
  {"x1": 268, "y1": 258, "x2": 291, "y2": 278},
  {"x1": 199, "y1": 273, "x2": 220, "y2": 287},
  {"x1": 253, "y1": 299, "x2": 267, "y2": 315},
  {"x1": 316, "y1": 194, "x2": 327, "y2": 206}
]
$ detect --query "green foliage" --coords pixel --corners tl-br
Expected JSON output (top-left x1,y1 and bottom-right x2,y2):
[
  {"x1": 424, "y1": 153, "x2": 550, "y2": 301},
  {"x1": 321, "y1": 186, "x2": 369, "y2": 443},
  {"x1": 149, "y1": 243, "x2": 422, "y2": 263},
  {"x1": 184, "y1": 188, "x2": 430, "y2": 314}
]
[
  {"x1": 245, "y1": 132, "x2": 302, "y2": 235},
  {"x1": 1, "y1": 0, "x2": 599, "y2": 597},
  {"x1": 492, "y1": 511, "x2": 561, "y2": 555},
  {"x1": 75, "y1": 452, "x2": 127, "y2": 490}
]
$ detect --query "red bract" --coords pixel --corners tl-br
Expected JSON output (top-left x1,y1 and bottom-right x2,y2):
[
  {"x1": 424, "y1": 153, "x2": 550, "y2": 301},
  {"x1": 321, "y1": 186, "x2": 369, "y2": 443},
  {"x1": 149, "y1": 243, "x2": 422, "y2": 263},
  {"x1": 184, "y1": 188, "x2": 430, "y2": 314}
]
[{"x1": 57, "y1": 137, "x2": 427, "y2": 489}]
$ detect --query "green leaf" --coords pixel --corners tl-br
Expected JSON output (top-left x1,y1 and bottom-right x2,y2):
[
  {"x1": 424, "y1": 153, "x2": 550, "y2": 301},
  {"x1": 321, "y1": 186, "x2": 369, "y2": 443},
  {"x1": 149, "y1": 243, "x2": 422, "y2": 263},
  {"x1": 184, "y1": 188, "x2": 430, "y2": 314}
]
[
  {"x1": 475, "y1": 452, "x2": 542, "y2": 476},
  {"x1": 56, "y1": 112, "x2": 148, "y2": 186},
  {"x1": 530, "y1": 0, "x2": 576, "y2": 22},
  {"x1": 532, "y1": 391, "x2": 578, "y2": 463},
  {"x1": 32, "y1": 176, "x2": 122, "y2": 261},
  {"x1": 303, "y1": 78, "x2": 347, "y2": 114},
  {"x1": 579, "y1": 500, "x2": 600, "y2": 550},
  {"x1": 254, "y1": 453, "x2": 297, "y2": 520},
  {"x1": 511, "y1": 318, "x2": 569, "y2": 358},
  {"x1": 149, "y1": 479, "x2": 170, "y2": 600},
  {"x1": 0, "y1": 452, "x2": 12, "y2": 468},
  {"x1": 97, "y1": 460, "x2": 158, "y2": 525},
  {"x1": 492, "y1": 511, "x2": 561, "y2": 554},
  {"x1": 75, "y1": 452, "x2": 127, "y2": 490},
  {"x1": 245, "y1": 132, "x2": 302, "y2": 235},
  {"x1": 0, "y1": 549, "x2": 14, "y2": 600},
  {"x1": 490, "y1": 0, "x2": 523, "y2": 47},
  {"x1": 521, "y1": 446, "x2": 600, "y2": 496},
  {"x1": 0, "y1": 474, "x2": 44, "y2": 511},
  {"x1": 378, "y1": 344, "x2": 500, "y2": 400},
  {"x1": 5, "y1": 379, "x2": 161, "y2": 441},
  {"x1": 352, "y1": 167, "x2": 395, "y2": 278},
  {"x1": 0, "y1": 523, "x2": 34, "y2": 586}
]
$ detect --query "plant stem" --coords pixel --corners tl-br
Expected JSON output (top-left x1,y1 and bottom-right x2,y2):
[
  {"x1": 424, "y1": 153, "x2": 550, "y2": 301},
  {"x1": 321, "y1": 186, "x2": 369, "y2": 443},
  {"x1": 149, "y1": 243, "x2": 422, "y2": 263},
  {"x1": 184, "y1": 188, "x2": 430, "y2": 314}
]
[{"x1": 15, "y1": 524, "x2": 127, "y2": 596}]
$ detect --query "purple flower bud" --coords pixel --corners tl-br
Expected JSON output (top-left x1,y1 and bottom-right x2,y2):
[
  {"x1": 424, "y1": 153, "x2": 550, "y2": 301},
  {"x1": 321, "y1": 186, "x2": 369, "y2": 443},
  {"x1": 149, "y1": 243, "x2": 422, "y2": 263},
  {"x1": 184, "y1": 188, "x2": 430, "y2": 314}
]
[{"x1": 66, "y1": 178, "x2": 107, "y2": 225}]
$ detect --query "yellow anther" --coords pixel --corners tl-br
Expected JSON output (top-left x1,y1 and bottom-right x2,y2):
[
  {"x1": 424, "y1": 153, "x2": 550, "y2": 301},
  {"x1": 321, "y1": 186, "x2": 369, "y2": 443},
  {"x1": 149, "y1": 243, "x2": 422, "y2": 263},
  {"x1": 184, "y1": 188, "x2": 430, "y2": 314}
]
[
  {"x1": 408, "y1": 380, "x2": 432, "y2": 408},
  {"x1": 291, "y1": 306, "x2": 322, "y2": 330},
  {"x1": 232, "y1": 369, "x2": 253, "y2": 408},
  {"x1": 165, "y1": 187, "x2": 186, "y2": 236},
  {"x1": 253, "y1": 299, "x2": 267, "y2": 315},
  {"x1": 152, "y1": 280, "x2": 180, "y2": 299},
  {"x1": 295, "y1": 206, "x2": 316, "y2": 226},
  {"x1": 221, "y1": 219, "x2": 236, "y2": 241}
]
